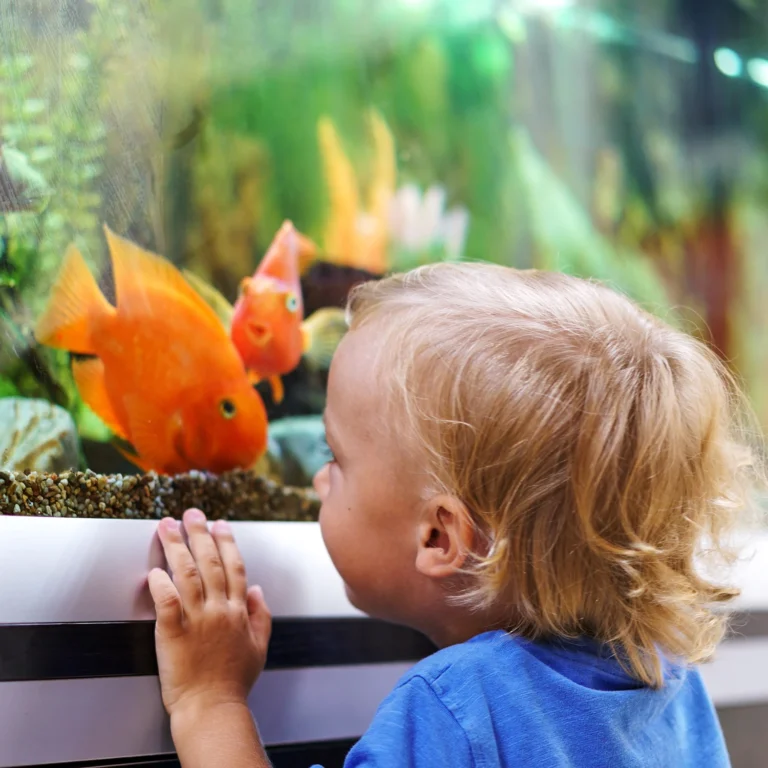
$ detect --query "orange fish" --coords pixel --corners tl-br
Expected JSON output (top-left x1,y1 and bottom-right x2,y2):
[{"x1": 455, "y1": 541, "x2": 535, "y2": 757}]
[
  {"x1": 183, "y1": 221, "x2": 348, "y2": 402},
  {"x1": 34, "y1": 225, "x2": 269, "y2": 476},
  {"x1": 229, "y1": 220, "x2": 305, "y2": 404}
]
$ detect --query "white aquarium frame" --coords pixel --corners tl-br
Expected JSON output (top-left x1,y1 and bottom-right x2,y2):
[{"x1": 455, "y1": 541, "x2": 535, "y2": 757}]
[{"x1": 1, "y1": 516, "x2": 768, "y2": 767}]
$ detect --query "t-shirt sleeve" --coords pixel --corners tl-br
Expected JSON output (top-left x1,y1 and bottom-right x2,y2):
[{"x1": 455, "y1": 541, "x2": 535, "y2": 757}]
[{"x1": 329, "y1": 674, "x2": 473, "y2": 767}]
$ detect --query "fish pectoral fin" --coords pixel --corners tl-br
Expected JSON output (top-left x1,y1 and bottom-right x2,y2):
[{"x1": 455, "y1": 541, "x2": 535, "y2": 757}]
[
  {"x1": 33, "y1": 244, "x2": 113, "y2": 353},
  {"x1": 301, "y1": 324, "x2": 311, "y2": 353},
  {"x1": 182, "y1": 269, "x2": 234, "y2": 330},
  {"x1": 71, "y1": 358, "x2": 129, "y2": 440},
  {"x1": 112, "y1": 439, "x2": 154, "y2": 473},
  {"x1": 246, "y1": 369, "x2": 283, "y2": 405},
  {"x1": 268, "y1": 375, "x2": 284, "y2": 404},
  {"x1": 123, "y1": 396, "x2": 181, "y2": 476}
]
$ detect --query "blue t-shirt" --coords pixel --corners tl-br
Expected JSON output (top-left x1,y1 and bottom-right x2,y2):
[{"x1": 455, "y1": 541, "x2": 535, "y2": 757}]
[{"x1": 316, "y1": 630, "x2": 729, "y2": 767}]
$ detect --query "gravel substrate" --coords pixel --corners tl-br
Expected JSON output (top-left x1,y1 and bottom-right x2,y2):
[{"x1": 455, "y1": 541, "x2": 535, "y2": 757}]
[{"x1": 0, "y1": 468, "x2": 320, "y2": 521}]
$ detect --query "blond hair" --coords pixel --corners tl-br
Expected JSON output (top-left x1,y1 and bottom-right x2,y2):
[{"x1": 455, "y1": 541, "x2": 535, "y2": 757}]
[{"x1": 347, "y1": 262, "x2": 762, "y2": 688}]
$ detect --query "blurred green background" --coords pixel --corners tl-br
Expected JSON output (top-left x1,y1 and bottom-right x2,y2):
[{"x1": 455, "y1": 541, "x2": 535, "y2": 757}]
[{"x1": 2, "y1": 0, "x2": 768, "y2": 466}]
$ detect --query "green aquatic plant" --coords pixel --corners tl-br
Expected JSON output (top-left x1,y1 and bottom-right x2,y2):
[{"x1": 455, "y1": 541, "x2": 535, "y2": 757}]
[
  {"x1": 0, "y1": 0, "x2": 160, "y2": 443},
  {"x1": 182, "y1": 125, "x2": 272, "y2": 298},
  {"x1": 161, "y1": 2, "x2": 514, "y2": 274},
  {"x1": 0, "y1": 144, "x2": 51, "y2": 214},
  {"x1": 511, "y1": 127, "x2": 675, "y2": 320}
]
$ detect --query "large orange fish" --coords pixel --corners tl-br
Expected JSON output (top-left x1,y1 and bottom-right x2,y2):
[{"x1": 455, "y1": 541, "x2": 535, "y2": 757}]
[{"x1": 34, "y1": 225, "x2": 269, "y2": 476}]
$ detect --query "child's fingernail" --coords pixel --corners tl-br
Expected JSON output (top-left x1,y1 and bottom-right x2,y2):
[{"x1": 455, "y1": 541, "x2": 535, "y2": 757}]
[
  {"x1": 214, "y1": 519, "x2": 231, "y2": 534},
  {"x1": 161, "y1": 517, "x2": 177, "y2": 532},
  {"x1": 186, "y1": 508, "x2": 206, "y2": 523}
]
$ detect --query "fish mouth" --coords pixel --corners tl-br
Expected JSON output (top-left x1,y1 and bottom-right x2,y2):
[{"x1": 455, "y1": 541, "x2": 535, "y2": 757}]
[{"x1": 247, "y1": 321, "x2": 272, "y2": 347}]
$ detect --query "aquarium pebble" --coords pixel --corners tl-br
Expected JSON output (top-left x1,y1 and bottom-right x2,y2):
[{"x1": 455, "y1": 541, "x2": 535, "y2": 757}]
[{"x1": 0, "y1": 468, "x2": 319, "y2": 522}]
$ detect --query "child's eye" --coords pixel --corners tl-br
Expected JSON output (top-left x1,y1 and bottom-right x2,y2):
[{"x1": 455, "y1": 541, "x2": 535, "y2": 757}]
[{"x1": 320, "y1": 435, "x2": 337, "y2": 465}]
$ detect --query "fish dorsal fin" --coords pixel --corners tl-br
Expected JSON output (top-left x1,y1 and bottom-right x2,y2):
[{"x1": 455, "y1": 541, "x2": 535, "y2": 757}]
[
  {"x1": 256, "y1": 220, "x2": 301, "y2": 289},
  {"x1": 103, "y1": 225, "x2": 220, "y2": 323}
]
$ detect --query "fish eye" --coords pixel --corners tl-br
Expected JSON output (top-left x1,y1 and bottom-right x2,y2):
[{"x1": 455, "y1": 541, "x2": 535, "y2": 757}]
[
  {"x1": 285, "y1": 292, "x2": 298, "y2": 312},
  {"x1": 219, "y1": 399, "x2": 237, "y2": 419}
]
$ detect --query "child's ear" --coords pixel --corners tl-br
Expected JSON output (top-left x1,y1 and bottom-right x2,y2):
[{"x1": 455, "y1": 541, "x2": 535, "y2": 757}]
[{"x1": 415, "y1": 495, "x2": 474, "y2": 579}]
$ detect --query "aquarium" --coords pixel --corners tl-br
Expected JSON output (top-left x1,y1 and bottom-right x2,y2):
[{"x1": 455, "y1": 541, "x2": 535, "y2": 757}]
[{"x1": 1, "y1": 0, "x2": 767, "y2": 523}]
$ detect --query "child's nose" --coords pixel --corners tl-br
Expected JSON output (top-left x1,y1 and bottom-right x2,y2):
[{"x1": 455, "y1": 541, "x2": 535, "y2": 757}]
[{"x1": 312, "y1": 463, "x2": 330, "y2": 499}]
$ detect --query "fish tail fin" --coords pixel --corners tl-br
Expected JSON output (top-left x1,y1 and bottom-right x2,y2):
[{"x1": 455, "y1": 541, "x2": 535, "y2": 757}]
[
  {"x1": 301, "y1": 307, "x2": 348, "y2": 370},
  {"x1": 34, "y1": 244, "x2": 113, "y2": 354}
]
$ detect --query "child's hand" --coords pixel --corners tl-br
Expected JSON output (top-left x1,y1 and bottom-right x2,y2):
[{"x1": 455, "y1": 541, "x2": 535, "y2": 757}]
[{"x1": 148, "y1": 509, "x2": 272, "y2": 719}]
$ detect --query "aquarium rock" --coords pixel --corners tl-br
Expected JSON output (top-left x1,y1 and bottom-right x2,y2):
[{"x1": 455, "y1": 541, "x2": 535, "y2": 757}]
[
  {"x1": 268, "y1": 415, "x2": 332, "y2": 487},
  {"x1": 0, "y1": 398, "x2": 80, "y2": 473},
  {"x1": 0, "y1": 468, "x2": 319, "y2": 522}
]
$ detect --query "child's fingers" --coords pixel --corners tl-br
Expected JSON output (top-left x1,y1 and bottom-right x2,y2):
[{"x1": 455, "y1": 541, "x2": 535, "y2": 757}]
[
  {"x1": 211, "y1": 520, "x2": 248, "y2": 601},
  {"x1": 157, "y1": 517, "x2": 205, "y2": 609},
  {"x1": 148, "y1": 567, "x2": 184, "y2": 634},
  {"x1": 182, "y1": 508, "x2": 228, "y2": 601},
  {"x1": 246, "y1": 585, "x2": 272, "y2": 644}
]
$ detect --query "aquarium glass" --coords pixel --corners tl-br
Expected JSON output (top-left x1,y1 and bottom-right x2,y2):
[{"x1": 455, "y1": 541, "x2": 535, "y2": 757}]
[{"x1": 1, "y1": 0, "x2": 767, "y2": 520}]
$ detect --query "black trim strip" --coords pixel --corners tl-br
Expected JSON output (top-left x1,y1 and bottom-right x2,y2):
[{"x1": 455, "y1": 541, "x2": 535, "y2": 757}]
[
  {"x1": 0, "y1": 617, "x2": 436, "y2": 683},
  {"x1": 0, "y1": 610, "x2": 763, "y2": 684},
  {"x1": 14, "y1": 738, "x2": 357, "y2": 768}
]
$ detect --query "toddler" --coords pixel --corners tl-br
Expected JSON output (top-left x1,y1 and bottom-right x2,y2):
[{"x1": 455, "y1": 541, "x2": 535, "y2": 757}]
[{"x1": 148, "y1": 263, "x2": 760, "y2": 767}]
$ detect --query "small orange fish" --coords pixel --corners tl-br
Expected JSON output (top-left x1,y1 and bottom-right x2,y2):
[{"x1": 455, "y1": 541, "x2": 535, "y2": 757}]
[
  {"x1": 34, "y1": 225, "x2": 269, "y2": 476},
  {"x1": 230, "y1": 220, "x2": 306, "y2": 404}
]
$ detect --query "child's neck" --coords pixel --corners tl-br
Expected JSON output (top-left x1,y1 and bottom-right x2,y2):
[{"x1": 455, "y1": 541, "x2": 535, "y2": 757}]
[{"x1": 420, "y1": 604, "x2": 510, "y2": 649}]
